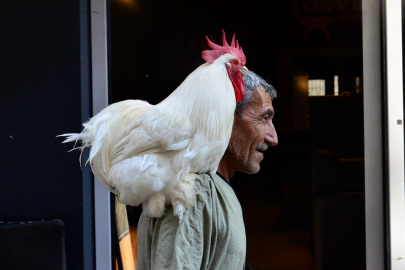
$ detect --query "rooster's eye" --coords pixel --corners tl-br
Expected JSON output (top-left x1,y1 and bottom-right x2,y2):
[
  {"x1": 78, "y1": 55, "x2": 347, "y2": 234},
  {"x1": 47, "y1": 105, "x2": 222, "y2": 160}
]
[{"x1": 233, "y1": 60, "x2": 238, "y2": 65}]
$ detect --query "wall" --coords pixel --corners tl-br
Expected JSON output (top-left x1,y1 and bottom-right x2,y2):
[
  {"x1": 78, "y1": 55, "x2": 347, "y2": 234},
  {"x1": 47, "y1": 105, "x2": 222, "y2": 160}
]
[{"x1": 0, "y1": 0, "x2": 94, "y2": 269}]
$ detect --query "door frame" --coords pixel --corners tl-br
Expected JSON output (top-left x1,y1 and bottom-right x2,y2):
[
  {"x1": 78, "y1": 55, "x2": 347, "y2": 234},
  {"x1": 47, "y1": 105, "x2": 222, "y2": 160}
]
[
  {"x1": 382, "y1": 0, "x2": 405, "y2": 269},
  {"x1": 88, "y1": 0, "x2": 405, "y2": 269},
  {"x1": 364, "y1": 0, "x2": 405, "y2": 269},
  {"x1": 91, "y1": 0, "x2": 112, "y2": 269}
]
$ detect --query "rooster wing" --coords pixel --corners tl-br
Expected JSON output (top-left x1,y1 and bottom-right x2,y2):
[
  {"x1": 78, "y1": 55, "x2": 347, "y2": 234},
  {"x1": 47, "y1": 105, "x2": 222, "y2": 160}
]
[{"x1": 110, "y1": 107, "x2": 193, "y2": 166}]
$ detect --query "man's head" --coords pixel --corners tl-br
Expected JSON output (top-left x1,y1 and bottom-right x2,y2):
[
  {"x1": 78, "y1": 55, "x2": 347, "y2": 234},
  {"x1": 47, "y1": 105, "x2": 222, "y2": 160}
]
[{"x1": 225, "y1": 71, "x2": 278, "y2": 175}]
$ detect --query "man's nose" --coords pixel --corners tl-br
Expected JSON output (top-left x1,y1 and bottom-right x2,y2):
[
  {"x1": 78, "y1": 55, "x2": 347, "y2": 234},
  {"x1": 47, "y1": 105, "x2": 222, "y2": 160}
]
[{"x1": 265, "y1": 122, "x2": 278, "y2": 146}]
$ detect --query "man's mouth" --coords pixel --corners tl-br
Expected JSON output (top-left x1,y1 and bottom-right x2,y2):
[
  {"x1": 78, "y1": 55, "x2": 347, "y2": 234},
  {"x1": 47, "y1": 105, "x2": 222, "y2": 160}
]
[{"x1": 255, "y1": 143, "x2": 268, "y2": 152}]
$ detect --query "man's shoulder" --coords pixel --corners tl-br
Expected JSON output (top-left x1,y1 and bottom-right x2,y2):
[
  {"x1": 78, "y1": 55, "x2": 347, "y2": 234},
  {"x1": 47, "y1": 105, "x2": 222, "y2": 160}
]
[
  {"x1": 193, "y1": 173, "x2": 214, "y2": 194},
  {"x1": 138, "y1": 173, "x2": 232, "y2": 228},
  {"x1": 139, "y1": 174, "x2": 214, "y2": 225},
  {"x1": 194, "y1": 173, "x2": 233, "y2": 199},
  {"x1": 194, "y1": 172, "x2": 213, "y2": 182},
  {"x1": 194, "y1": 172, "x2": 222, "y2": 185},
  {"x1": 196, "y1": 172, "x2": 234, "y2": 194}
]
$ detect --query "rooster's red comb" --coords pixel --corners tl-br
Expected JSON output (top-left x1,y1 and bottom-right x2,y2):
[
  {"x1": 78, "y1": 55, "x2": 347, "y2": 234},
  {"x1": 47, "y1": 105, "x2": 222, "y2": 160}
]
[{"x1": 202, "y1": 30, "x2": 246, "y2": 65}]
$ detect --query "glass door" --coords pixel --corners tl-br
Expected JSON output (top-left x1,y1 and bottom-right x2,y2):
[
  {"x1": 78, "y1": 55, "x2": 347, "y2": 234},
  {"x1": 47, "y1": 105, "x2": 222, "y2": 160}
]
[
  {"x1": 109, "y1": 1, "x2": 368, "y2": 269},
  {"x1": 88, "y1": 0, "x2": 405, "y2": 269}
]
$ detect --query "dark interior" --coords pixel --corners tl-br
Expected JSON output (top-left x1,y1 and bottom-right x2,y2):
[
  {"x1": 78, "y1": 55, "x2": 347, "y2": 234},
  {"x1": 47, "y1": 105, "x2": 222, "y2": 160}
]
[
  {"x1": 0, "y1": 0, "x2": 94, "y2": 268},
  {"x1": 111, "y1": 0, "x2": 365, "y2": 269}
]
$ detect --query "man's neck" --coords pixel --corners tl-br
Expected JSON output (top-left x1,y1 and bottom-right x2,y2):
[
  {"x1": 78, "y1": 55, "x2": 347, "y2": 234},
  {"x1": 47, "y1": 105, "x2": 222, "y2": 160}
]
[{"x1": 217, "y1": 156, "x2": 236, "y2": 183}]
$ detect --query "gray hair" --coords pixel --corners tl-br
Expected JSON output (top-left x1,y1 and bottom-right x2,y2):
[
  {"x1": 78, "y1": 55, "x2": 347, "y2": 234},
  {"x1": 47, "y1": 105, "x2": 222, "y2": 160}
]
[{"x1": 236, "y1": 70, "x2": 277, "y2": 116}]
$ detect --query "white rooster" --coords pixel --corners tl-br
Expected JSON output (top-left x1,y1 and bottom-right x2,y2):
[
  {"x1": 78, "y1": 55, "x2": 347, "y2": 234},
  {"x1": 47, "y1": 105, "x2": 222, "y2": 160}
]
[{"x1": 61, "y1": 30, "x2": 248, "y2": 221}]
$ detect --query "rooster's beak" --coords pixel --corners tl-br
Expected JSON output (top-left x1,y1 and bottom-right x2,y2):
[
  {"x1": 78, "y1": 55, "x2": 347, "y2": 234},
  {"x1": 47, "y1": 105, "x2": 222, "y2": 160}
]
[{"x1": 240, "y1": 66, "x2": 249, "y2": 76}]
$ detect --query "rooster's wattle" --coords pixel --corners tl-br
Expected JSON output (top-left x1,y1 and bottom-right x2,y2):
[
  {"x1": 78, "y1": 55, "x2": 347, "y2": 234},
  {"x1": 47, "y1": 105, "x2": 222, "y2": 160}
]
[{"x1": 60, "y1": 30, "x2": 248, "y2": 221}]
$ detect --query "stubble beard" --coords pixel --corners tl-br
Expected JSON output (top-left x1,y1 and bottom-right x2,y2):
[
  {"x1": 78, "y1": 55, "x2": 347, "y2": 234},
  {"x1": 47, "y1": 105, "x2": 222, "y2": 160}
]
[{"x1": 228, "y1": 138, "x2": 265, "y2": 175}]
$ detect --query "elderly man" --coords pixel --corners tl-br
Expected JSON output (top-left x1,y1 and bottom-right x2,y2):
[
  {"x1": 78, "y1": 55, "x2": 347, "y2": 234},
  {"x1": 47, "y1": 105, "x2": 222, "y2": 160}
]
[{"x1": 137, "y1": 71, "x2": 278, "y2": 270}]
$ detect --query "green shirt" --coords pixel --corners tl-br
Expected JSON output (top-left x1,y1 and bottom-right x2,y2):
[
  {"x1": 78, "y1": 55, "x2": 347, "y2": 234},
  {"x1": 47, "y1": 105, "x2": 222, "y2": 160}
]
[{"x1": 137, "y1": 173, "x2": 247, "y2": 270}]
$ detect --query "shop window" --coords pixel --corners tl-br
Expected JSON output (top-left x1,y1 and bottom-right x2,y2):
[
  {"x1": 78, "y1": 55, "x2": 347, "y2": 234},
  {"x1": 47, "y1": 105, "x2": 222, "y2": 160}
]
[{"x1": 308, "y1": 79, "x2": 325, "y2": 96}]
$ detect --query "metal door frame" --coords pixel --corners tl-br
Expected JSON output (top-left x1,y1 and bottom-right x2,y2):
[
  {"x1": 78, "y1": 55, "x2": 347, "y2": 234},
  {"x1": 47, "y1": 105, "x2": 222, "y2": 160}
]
[
  {"x1": 382, "y1": 0, "x2": 405, "y2": 269},
  {"x1": 364, "y1": 0, "x2": 405, "y2": 269},
  {"x1": 91, "y1": 0, "x2": 112, "y2": 269}
]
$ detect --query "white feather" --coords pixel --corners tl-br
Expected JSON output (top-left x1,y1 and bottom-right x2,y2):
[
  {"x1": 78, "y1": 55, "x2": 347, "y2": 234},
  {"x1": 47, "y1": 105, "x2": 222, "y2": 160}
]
[{"x1": 59, "y1": 54, "x2": 238, "y2": 221}]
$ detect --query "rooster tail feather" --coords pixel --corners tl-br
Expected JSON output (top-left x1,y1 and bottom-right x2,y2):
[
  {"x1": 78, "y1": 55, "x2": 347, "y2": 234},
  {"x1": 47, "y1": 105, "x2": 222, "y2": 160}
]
[
  {"x1": 58, "y1": 133, "x2": 84, "y2": 144},
  {"x1": 59, "y1": 100, "x2": 151, "y2": 179},
  {"x1": 58, "y1": 128, "x2": 92, "y2": 166}
]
